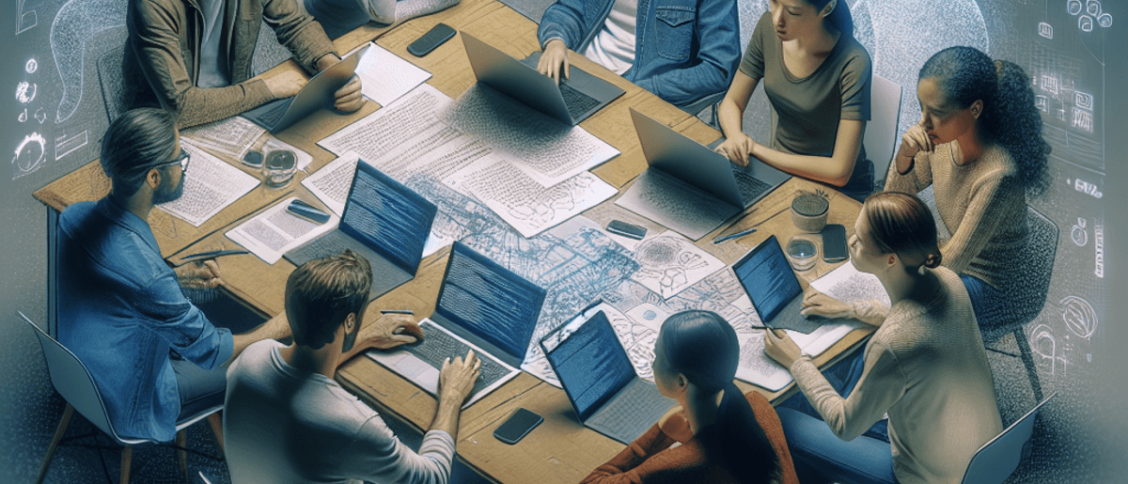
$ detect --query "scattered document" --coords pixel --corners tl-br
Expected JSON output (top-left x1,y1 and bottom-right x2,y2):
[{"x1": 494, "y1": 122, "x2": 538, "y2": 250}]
[
  {"x1": 629, "y1": 232, "x2": 726, "y2": 299},
  {"x1": 527, "y1": 302, "x2": 661, "y2": 388},
  {"x1": 616, "y1": 169, "x2": 740, "y2": 241},
  {"x1": 546, "y1": 216, "x2": 643, "y2": 252},
  {"x1": 226, "y1": 197, "x2": 339, "y2": 264},
  {"x1": 157, "y1": 140, "x2": 260, "y2": 227},
  {"x1": 442, "y1": 84, "x2": 619, "y2": 187},
  {"x1": 302, "y1": 152, "x2": 360, "y2": 216},
  {"x1": 349, "y1": 42, "x2": 433, "y2": 106},
  {"x1": 447, "y1": 158, "x2": 617, "y2": 238},
  {"x1": 180, "y1": 116, "x2": 265, "y2": 161}
]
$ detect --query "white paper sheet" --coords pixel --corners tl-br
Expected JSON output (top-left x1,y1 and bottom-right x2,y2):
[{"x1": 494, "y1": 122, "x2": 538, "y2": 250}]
[
  {"x1": 156, "y1": 140, "x2": 261, "y2": 227},
  {"x1": 446, "y1": 157, "x2": 617, "y2": 238},
  {"x1": 225, "y1": 197, "x2": 339, "y2": 264},
  {"x1": 349, "y1": 42, "x2": 433, "y2": 106},
  {"x1": 629, "y1": 232, "x2": 727, "y2": 299},
  {"x1": 180, "y1": 116, "x2": 265, "y2": 161},
  {"x1": 301, "y1": 152, "x2": 360, "y2": 216}
]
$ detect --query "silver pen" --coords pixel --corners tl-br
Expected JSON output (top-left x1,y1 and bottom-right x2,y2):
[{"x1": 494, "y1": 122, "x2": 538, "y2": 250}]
[{"x1": 712, "y1": 227, "x2": 757, "y2": 244}]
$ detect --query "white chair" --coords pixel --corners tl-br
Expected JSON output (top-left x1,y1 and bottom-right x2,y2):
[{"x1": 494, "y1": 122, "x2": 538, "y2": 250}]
[
  {"x1": 21, "y1": 311, "x2": 224, "y2": 484},
  {"x1": 865, "y1": 73, "x2": 902, "y2": 190},
  {"x1": 961, "y1": 393, "x2": 1056, "y2": 484}
]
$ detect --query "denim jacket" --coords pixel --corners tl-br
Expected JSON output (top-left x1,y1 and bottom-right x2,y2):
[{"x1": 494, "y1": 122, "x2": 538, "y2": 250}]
[
  {"x1": 57, "y1": 198, "x2": 233, "y2": 442},
  {"x1": 538, "y1": 0, "x2": 740, "y2": 109}
]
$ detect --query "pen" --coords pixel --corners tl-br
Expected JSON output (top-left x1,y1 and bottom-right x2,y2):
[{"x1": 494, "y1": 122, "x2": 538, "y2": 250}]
[
  {"x1": 175, "y1": 249, "x2": 251, "y2": 265},
  {"x1": 380, "y1": 310, "x2": 415, "y2": 315},
  {"x1": 712, "y1": 227, "x2": 757, "y2": 244}
]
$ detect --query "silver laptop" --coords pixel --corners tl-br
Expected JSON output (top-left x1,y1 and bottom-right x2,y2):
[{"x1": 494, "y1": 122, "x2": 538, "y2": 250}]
[
  {"x1": 541, "y1": 307, "x2": 675, "y2": 444},
  {"x1": 368, "y1": 242, "x2": 547, "y2": 408},
  {"x1": 732, "y1": 235, "x2": 824, "y2": 334},
  {"x1": 284, "y1": 161, "x2": 435, "y2": 300},
  {"x1": 616, "y1": 108, "x2": 791, "y2": 240},
  {"x1": 243, "y1": 45, "x2": 365, "y2": 133},
  {"x1": 461, "y1": 32, "x2": 624, "y2": 125}
]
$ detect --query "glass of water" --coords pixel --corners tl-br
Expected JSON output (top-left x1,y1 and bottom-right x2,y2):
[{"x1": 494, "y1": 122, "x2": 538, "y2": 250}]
[
  {"x1": 786, "y1": 234, "x2": 819, "y2": 272},
  {"x1": 261, "y1": 148, "x2": 297, "y2": 189}
]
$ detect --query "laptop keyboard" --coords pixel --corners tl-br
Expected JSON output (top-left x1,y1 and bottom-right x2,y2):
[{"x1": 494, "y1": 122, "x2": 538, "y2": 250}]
[
  {"x1": 406, "y1": 321, "x2": 512, "y2": 396},
  {"x1": 586, "y1": 380, "x2": 673, "y2": 440},
  {"x1": 289, "y1": 233, "x2": 350, "y2": 263},
  {"x1": 258, "y1": 100, "x2": 290, "y2": 127},
  {"x1": 734, "y1": 170, "x2": 774, "y2": 205},
  {"x1": 559, "y1": 83, "x2": 601, "y2": 121}
]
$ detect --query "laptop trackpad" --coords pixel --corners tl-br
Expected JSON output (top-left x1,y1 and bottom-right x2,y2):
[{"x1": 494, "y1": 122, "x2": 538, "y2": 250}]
[{"x1": 765, "y1": 296, "x2": 823, "y2": 334}]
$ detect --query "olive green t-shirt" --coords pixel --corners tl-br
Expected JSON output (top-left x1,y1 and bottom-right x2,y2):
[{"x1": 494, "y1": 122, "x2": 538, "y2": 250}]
[{"x1": 740, "y1": 12, "x2": 872, "y2": 159}]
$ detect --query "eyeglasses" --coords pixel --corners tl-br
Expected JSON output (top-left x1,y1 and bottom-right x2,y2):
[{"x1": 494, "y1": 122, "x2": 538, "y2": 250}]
[{"x1": 134, "y1": 149, "x2": 190, "y2": 175}]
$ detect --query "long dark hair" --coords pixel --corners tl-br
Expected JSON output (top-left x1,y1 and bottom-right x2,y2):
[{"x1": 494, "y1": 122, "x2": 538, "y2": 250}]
[
  {"x1": 864, "y1": 191, "x2": 942, "y2": 272},
  {"x1": 100, "y1": 108, "x2": 178, "y2": 198},
  {"x1": 919, "y1": 46, "x2": 1051, "y2": 196},
  {"x1": 660, "y1": 311, "x2": 780, "y2": 484},
  {"x1": 808, "y1": 0, "x2": 854, "y2": 37}
]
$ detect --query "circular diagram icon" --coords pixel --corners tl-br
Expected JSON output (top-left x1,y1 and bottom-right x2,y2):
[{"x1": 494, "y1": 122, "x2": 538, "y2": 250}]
[
  {"x1": 26, "y1": 59, "x2": 37, "y2": 74},
  {"x1": 13, "y1": 133, "x2": 47, "y2": 176},
  {"x1": 1060, "y1": 295, "x2": 1097, "y2": 340}
]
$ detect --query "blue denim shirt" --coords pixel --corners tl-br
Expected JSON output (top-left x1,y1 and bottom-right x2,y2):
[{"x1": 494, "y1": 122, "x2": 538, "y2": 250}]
[
  {"x1": 538, "y1": 0, "x2": 740, "y2": 109},
  {"x1": 57, "y1": 197, "x2": 233, "y2": 442}
]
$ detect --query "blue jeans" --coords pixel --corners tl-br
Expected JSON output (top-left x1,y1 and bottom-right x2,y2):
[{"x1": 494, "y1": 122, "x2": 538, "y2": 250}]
[
  {"x1": 171, "y1": 358, "x2": 229, "y2": 423},
  {"x1": 960, "y1": 273, "x2": 1009, "y2": 343}
]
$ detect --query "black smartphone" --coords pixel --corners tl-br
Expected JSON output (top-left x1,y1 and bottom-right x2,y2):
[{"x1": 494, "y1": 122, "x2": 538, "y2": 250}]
[
  {"x1": 242, "y1": 150, "x2": 263, "y2": 168},
  {"x1": 493, "y1": 408, "x2": 543, "y2": 445},
  {"x1": 606, "y1": 220, "x2": 647, "y2": 240},
  {"x1": 821, "y1": 224, "x2": 849, "y2": 263},
  {"x1": 407, "y1": 23, "x2": 456, "y2": 57}
]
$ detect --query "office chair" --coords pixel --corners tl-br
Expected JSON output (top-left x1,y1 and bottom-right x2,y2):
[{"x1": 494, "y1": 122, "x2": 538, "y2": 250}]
[
  {"x1": 864, "y1": 74, "x2": 902, "y2": 191},
  {"x1": 961, "y1": 393, "x2": 1056, "y2": 484},
  {"x1": 21, "y1": 311, "x2": 224, "y2": 484}
]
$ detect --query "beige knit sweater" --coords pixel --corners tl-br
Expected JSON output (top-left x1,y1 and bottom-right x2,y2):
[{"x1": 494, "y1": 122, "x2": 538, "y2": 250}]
[
  {"x1": 884, "y1": 142, "x2": 1027, "y2": 291},
  {"x1": 789, "y1": 267, "x2": 1003, "y2": 483}
]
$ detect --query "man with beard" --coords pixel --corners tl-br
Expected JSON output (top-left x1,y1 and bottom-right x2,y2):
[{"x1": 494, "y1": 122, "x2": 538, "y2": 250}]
[
  {"x1": 223, "y1": 250, "x2": 471, "y2": 484},
  {"x1": 56, "y1": 108, "x2": 293, "y2": 442}
]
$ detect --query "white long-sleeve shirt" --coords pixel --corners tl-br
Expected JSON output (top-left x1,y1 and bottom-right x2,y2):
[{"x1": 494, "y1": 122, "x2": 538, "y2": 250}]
[
  {"x1": 224, "y1": 340, "x2": 455, "y2": 484},
  {"x1": 583, "y1": 0, "x2": 638, "y2": 75}
]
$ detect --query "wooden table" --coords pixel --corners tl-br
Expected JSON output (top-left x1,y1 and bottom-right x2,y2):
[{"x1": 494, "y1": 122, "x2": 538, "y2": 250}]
[{"x1": 33, "y1": 1, "x2": 873, "y2": 481}]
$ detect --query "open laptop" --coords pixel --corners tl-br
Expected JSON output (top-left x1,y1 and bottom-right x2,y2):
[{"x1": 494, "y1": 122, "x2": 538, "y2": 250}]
[
  {"x1": 461, "y1": 32, "x2": 624, "y2": 125},
  {"x1": 615, "y1": 109, "x2": 792, "y2": 240},
  {"x1": 243, "y1": 45, "x2": 365, "y2": 133},
  {"x1": 732, "y1": 235, "x2": 823, "y2": 334},
  {"x1": 541, "y1": 308, "x2": 675, "y2": 444},
  {"x1": 368, "y1": 242, "x2": 547, "y2": 408},
  {"x1": 284, "y1": 161, "x2": 436, "y2": 300}
]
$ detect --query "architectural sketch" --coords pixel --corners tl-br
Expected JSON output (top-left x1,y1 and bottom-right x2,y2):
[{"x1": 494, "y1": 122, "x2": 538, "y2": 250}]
[
  {"x1": 13, "y1": 132, "x2": 47, "y2": 180},
  {"x1": 17, "y1": 0, "x2": 39, "y2": 35},
  {"x1": 1060, "y1": 295, "x2": 1097, "y2": 340},
  {"x1": 54, "y1": 129, "x2": 88, "y2": 160},
  {"x1": 629, "y1": 232, "x2": 727, "y2": 299},
  {"x1": 51, "y1": 0, "x2": 126, "y2": 123}
]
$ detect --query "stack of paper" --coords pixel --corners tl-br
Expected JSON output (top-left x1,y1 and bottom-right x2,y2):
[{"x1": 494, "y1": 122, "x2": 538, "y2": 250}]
[{"x1": 157, "y1": 140, "x2": 260, "y2": 227}]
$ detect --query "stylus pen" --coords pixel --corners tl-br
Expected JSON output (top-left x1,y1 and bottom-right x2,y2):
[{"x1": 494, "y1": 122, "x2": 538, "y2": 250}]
[
  {"x1": 712, "y1": 227, "x2": 757, "y2": 244},
  {"x1": 380, "y1": 310, "x2": 415, "y2": 315}
]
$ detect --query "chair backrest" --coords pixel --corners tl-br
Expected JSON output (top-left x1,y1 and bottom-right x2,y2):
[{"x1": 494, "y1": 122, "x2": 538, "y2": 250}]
[
  {"x1": 19, "y1": 311, "x2": 136, "y2": 444},
  {"x1": 865, "y1": 74, "x2": 902, "y2": 187},
  {"x1": 961, "y1": 393, "x2": 1056, "y2": 484},
  {"x1": 1010, "y1": 206, "x2": 1059, "y2": 322}
]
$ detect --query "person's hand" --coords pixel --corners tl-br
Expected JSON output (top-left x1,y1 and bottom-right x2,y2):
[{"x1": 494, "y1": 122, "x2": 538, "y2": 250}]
[
  {"x1": 264, "y1": 70, "x2": 306, "y2": 99},
  {"x1": 438, "y1": 350, "x2": 481, "y2": 404},
  {"x1": 898, "y1": 122, "x2": 934, "y2": 159},
  {"x1": 764, "y1": 329, "x2": 803, "y2": 368},
  {"x1": 333, "y1": 75, "x2": 365, "y2": 112},
  {"x1": 175, "y1": 260, "x2": 223, "y2": 289},
  {"x1": 537, "y1": 39, "x2": 570, "y2": 85},
  {"x1": 800, "y1": 287, "x2": 853, "y2": 319},
  {"x1": 359, "y1": 313, "x2": 425, "y2": 350},
  {"x1": 658, "y1": 405, "x2": 694, "y2": 444},
  {"x1": 715, "y1": 134, "x2": 757, "y2": 167}
]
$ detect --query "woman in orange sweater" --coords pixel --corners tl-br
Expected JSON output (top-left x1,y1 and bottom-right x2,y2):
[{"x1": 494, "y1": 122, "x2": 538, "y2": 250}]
[{"x1": 580, "y1": 310, "x2": 799, "y2": 484}]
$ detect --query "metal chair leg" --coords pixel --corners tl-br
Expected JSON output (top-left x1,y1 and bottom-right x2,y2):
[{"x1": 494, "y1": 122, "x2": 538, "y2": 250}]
[
  {"x1": 36, "y1": 403, "x2": 75, "y2": 484},
  {"x1": 1013, "y1": 329, "x2": 1045, "y2": 402},
  {"x1": 120, "y1": 446, "x2": 133, "y2": 484}
]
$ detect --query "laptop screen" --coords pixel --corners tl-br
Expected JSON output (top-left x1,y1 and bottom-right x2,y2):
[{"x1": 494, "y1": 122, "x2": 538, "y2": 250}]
[
  {"x1": 732, "y1": 235, "x2": 803, "y2": 324},
  {"x1": 434, "y1": 243, "x2": 546, "y2": 362},
  {"x1": 545, "y1": 311, "x2": 636, "y2": 421},
  {"x1": 340, "y1": 162, "x2": 437, "y2": 274}
]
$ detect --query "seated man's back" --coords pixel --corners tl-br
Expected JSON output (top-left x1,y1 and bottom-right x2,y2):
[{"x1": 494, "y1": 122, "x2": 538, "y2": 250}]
[{"x1": 225, "y1": 340, "x2": 455, "y2": 484}]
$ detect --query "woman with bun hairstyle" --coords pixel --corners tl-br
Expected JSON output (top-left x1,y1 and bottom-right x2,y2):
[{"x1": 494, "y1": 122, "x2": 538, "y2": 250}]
[
  {"x1": 885, "y1": 45, "x2": 1051, "y2": 334},
  {"x1": 716, "y1": 0, "x2": 874, "y2": 202},
  {"x1": 763, "y1": 192, "x2": 1002, "y2": 484},
  {"x1": 581, "y1": 310, "x2": 798, "y2": 484}
]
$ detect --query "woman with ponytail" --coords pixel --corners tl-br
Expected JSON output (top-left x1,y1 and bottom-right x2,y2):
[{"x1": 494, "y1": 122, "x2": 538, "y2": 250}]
[
  {"x1": 764, "y1": 192, "x2": 1003, "y2": 484},
  {"x1": 717, "y1": 0, "x2": 875, "y2": 202},
  {"x1": 581, "y1": 310, "x2": 798, "y2": 484},
  {"x1": 885, "y1": 45, "x2": 1051, "y2": 334}
]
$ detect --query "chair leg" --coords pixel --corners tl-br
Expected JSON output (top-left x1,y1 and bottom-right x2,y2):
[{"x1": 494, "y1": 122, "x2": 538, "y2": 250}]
[
  {"x1": 207, "y1": 412, "x2": 225, "y2": 454},
  {"x1": 177, "y1": 429, "x2": 189, "y2": 483},
  {"x1": 119, "y1": 446, "x2": 132, "y2": 484},
  {"x1": 1013, "y1": 329, "x2": 1045, "y2": 402},
  {"x1": 36, "y1": 403, "x2": 75, "y2": 484}
]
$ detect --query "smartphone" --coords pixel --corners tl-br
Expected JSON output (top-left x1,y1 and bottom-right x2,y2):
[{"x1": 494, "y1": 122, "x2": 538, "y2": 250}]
[
  {"x1": 287, "y1": 202, "x2": 331, "y2": 224},
  {"x1": 242, "y1": 150, "x2": 263, "y2": 168},
  {"x1": 407, "y1": 23, "x2": 456, "y2": 57},
  {"x1": 821, "y1": 224, "x2": 849, "y2": 263},
  {"x1": 493, "y1": 408, "x2": 543, "y2": 445},
  {"x1": 606, "y1": 220, "x2": 647, "y2": 240}
]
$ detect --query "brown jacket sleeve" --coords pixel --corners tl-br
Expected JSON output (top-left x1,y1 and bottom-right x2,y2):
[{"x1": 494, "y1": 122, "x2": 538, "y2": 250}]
[{"x1": 260, "y1": 0, "x2": 337, "y2": 74}]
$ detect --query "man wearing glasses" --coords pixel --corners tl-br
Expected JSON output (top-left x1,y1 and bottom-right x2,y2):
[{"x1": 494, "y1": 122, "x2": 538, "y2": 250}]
[{"x1": 55, "y1": 108, "x2": 290, "y2": 442}]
